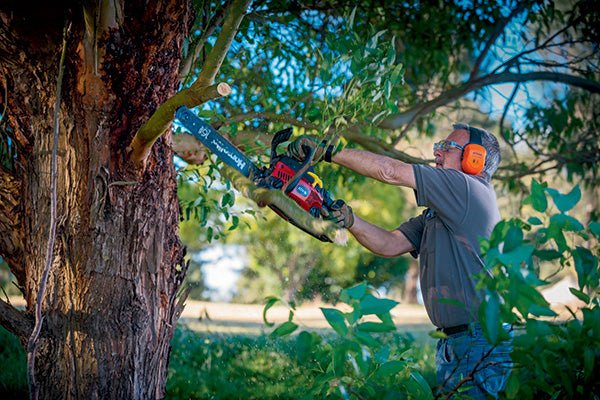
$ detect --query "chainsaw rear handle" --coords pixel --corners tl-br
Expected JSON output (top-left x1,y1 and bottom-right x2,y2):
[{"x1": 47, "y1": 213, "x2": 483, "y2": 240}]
[{"x1": 283, "y1": 146, "x2": 316, "y2": 195}]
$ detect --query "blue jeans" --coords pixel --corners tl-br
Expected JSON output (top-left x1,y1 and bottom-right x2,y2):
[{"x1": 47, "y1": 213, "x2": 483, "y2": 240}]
[{"x1": 436, "y1": 324, "x2": 512, "y2": 399}]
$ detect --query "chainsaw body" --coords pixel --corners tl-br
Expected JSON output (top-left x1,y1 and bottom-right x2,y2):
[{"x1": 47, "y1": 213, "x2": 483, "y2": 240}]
[{"x1": 175, "y1": 106, "x2": 334, "y2": 241}]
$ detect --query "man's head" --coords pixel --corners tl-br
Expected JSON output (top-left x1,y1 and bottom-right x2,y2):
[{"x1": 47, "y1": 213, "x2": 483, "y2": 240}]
[{"x1": 433, "y1": 124, "x2": 501, "y2": 181}]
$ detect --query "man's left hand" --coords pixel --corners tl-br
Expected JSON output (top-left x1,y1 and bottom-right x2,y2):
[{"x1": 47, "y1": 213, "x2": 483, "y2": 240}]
[{"x1": 321, "y1": 199, "x2": 354, "y2": 229}]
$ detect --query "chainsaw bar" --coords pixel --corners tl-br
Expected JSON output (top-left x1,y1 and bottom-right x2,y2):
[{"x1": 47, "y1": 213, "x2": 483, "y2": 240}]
[{"x1": 175, "y1": 106, "x2": 261, "y2": 179}]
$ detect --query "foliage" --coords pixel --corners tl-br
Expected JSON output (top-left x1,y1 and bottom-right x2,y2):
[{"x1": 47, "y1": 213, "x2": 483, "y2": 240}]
[
  {"x1": 0, "y1": 322, "x2": 434, "y2": 400},
  {"x1": 476, "y1": 180, "x2": 599, "y2": 399},
  {"x1": 264, "y1": 282, "x2": 433, "y2": 399},
  {"x1": 0, "y1": 325, "x2": 28, "y2": 399}
]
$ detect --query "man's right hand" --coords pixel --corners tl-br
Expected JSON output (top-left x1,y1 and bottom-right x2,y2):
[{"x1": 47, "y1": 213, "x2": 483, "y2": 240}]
[
  {"x1": 321, "y1": 199, "x2": 354, "y2": 229},
  {"x1": 287, "y1": 135, "x2": 324, "y2": 162}
]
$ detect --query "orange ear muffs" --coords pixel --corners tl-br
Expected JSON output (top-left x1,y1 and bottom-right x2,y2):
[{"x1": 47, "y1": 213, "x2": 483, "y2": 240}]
[{"x1": 461, "y1": 128, "x2": 486, "y2": 175}]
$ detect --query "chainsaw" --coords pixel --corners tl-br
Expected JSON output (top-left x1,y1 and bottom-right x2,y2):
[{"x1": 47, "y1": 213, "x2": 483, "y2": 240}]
[{"x1": 175, "y1": 106, "x2": 336, "y2": 242}]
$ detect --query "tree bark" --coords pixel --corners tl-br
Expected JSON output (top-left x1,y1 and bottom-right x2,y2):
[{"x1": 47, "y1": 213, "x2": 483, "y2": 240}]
[{"x1": 0, "y1": 1, "x2": 189, "y2": 398}]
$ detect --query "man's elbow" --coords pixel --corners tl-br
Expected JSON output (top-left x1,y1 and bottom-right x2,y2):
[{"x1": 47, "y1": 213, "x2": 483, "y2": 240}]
[{"x1": 375, "y1": 161, "x2": 415, "y2": 188}]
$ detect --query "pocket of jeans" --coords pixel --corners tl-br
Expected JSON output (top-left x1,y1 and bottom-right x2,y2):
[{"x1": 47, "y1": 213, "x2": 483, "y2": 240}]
[
  {"x1": 474, "y1": 362, "x2": 510, "y2": 396},
  {"x1": 436, "y1": 339, "x2": 453, "y2": 364}
]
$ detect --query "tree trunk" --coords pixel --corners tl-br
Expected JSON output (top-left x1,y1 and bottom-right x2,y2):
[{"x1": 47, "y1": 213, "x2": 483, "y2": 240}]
[{"x1": 1, "y1": 2, "x2": 190, "y2": 398}]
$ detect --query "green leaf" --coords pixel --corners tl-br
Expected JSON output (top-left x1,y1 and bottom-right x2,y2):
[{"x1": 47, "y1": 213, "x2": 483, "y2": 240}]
[
  {"x1": 527, "y1": 216, "x2": 543, "y2": 225},
  {"x1": 504, "y1": 226, "x2": 523, "y2": 253},
  {"x1": 504, "y1": 372, "x2": 520, "y2": 399},
  {"x1": 229, "y1": 215, "x2": 239, "y2": 231},
  {"x1": 296, "y1": 331, "x2": 313, "y2": 364},
  {"x1": 549, "y1": 214, "x2": 584, "y2": 232},
  {"x1": 271, "y1": 321, "x2": 298, "y2": 337},
  {"x1": 359, "y1": 294, "x2": 398, "y2": 315},
  {"x1": 376, "y1": 360, "x2": 407, "y2": 378},
  {"x1": 572, "y1": 246, "x2": 599, "y2": 289},
  {"x1": 333, "y1": 346, "x2": 346, "y2": 377},
  {"x1": 534, "y1": 249, "x2": 562, "y2": 261},
  {"x1": 263, "y1": 296, "x2": 280, "y2": 327},
  {"x1": 526, "y1": 178, "x2": 548, "y2": 212},
  {"x1": 546, "y1": 185, "x2": 581, "y2": 213},
  {"x1": 584, "y1": 346, "x2": 595, "y2": 381},
  {"x1": 497, "y1": 244, "x2": 535, "y2": 270},
  {"x1": 589, "y1": 221, "x2": 600, "y2": 239},
  {"x1": 340, "y1": 281, "x2": 367, "y2": 303},
  {"x1": 347, "y1": 6, "x2": 357, "y2": 28},
  {"x1": 221, "y1": 192, "x2": 235, "y2": 207},
  {"x1": 354, "y1": 330, "x2": 379, "y2": 347},
  {"x1": 408, "y1": 371, "x2": 434, "y2": 400},
  {"x1": 480, "y1": 291, "x2": 500, "y2": 344},
  {"x1": 356, "y1": 321, "x2": 396, "y2": 332},
  {"x1": 569, "y1": 287, "x2": 590, "y2": 304},
  {"x1": 428, "y1": 330, "x2": 448, "y2": 339},
  {"x1": 528, "y1": 304, "x2": 557, "y2": 317},
  {"x1": 321, "y1": 308, "x2": 349, "y2": 336}
]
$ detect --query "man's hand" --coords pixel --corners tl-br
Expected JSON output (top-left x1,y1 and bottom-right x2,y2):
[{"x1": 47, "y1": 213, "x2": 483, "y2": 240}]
[
  {"x1": 321, "y1": 199, "x2": 354, "y2": 229},
  {"x1": 287, "y1": 135, "x2": 325, "y2": 161}
]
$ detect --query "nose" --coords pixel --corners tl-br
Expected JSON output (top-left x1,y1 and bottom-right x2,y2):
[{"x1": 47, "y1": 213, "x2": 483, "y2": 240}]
[{"x1": 434, "y1": 149, "x2": 443, "y2": 159}]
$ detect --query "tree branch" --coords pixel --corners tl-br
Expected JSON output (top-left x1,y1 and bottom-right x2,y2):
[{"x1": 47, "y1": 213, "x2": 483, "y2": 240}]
[
  {"x1": 0, "y1": 297, "x2": 32, "y2": 338},
  {"x1": 179, "y1": 3, "x2": 227, "y2": 83},
  {"x1": 382, "y1": 71, "x2": 600, "y2": 134},
  {"x1": 0, "y1": 165, "x2": 24, "y2": 285},
  {"x1": 194, "y1": 0, "x2": 251, "y2": 87},
  {"x1": 221, "y1": 113, "x2": 431, "y2": 165},
  {"x1": 470, "y1": 1, "x2": 532, "y2": 79}
]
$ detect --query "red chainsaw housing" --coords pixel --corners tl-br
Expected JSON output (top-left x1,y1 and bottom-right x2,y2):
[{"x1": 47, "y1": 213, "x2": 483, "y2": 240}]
[{"x1": 270, "y1": 160, "x2": 323, "y2": 216}]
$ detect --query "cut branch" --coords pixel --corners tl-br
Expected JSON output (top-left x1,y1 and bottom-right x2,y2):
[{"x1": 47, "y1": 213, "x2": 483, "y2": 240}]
[
  {"x1": 0, "y1": 298, "x2": 32, "y2": 338},
  {"x1": 128, "y1": 82, "x2": 231, "y2": 166}
]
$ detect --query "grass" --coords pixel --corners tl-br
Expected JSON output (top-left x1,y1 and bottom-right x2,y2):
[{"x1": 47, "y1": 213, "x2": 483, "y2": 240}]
[
  {"x1": 0, "y1": 324, "x2": 436, "y2": 399},
  {"x1": 0, "y1": 325, "x2": 28, "y2": 399}
]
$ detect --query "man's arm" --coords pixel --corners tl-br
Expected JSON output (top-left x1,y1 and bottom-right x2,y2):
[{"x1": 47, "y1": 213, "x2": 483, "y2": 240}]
[
  {"x1": 332, "y1": 148, "x2": 416, "y2": 189},
  {"x1": 348, "y1": 215, "x2": 415, "y2": 257}
]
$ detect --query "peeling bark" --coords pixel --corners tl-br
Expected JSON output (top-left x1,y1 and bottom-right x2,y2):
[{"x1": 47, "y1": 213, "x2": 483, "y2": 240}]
[{"x1": 0, "y1": 167, "x2": 25, "y2": 285}]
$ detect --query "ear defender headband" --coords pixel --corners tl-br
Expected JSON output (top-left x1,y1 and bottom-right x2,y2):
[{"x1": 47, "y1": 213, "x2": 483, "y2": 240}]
[{"x1": 461, "y1": 128, "x2": 487, "y2": 175}]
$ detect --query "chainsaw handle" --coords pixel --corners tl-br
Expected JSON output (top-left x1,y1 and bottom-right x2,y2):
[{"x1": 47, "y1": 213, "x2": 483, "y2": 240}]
[{"x1": 281, "y1": 147, "x2": 316, "y2": 194}]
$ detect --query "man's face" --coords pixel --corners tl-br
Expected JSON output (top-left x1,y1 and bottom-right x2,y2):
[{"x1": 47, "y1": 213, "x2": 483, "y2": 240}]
[{"x1": 433, "y1": 129, "x2": 469, "y2": 171}]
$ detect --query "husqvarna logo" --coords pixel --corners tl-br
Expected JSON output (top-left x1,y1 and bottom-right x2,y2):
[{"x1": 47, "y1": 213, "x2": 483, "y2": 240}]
[{"x1": 198, "y1": 126, "x2": 210, "y2": 139}]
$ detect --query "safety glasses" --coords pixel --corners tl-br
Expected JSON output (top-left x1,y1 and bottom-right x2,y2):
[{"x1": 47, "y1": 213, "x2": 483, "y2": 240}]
[{"x1": 433, "y1": 140, "x2": 464, "y2": 153}]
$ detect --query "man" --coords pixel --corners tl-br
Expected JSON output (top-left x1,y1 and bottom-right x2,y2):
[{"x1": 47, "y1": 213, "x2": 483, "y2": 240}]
[{"x1": 288, "y1": 124, "x2": 512, "y2": 399}]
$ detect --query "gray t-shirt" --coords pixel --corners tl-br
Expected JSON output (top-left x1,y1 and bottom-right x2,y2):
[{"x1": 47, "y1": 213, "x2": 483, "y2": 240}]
[{"x1": 398, "y1": 165, "x2": 500, "y2": 328}]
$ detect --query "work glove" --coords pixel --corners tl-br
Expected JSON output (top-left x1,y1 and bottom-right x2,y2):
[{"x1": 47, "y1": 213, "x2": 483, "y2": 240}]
[
  {"x1": 321, "y1": 199, "x2": 354, "y2": 229},
  {"x1": 287, "y1": 135, "x2": 341, "y2": 163},
  {"x1": 287, "y1": 135, "x2": 325, "y2": 162}
]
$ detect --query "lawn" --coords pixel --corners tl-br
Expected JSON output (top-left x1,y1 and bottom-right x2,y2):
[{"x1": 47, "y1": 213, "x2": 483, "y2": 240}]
[{"x1": 0, "y1": 321, "x2": 436, "y2": 399}]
